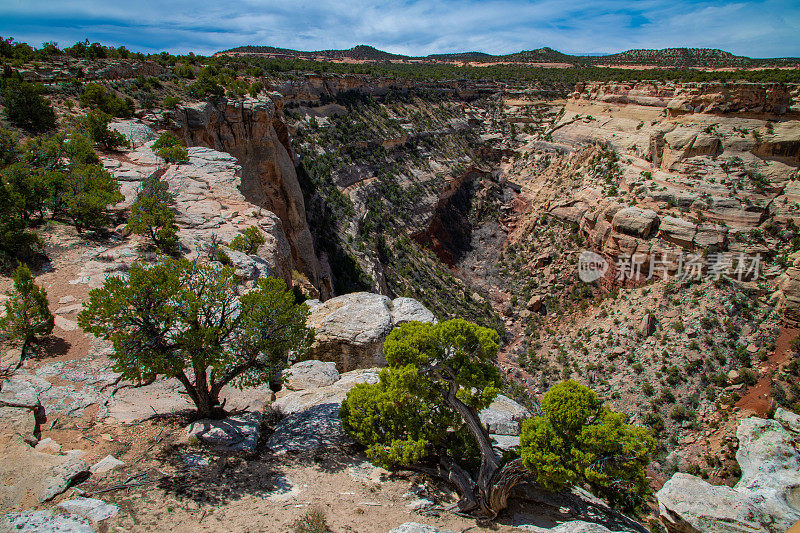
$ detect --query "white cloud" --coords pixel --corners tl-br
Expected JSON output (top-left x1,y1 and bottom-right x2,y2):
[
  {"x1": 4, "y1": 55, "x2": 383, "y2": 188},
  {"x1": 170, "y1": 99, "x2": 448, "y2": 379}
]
[{"x1": 1, "y1": 0, "x2": 796, "y2": 57}]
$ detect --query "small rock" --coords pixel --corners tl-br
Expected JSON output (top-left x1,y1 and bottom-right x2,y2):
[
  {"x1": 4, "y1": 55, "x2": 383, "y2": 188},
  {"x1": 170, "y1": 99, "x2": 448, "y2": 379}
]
[
  {"x1": 405, "y1": 498, "x2": 434, "y2": 511},
  {"x1": 388, "y1": 523, "x2": 451, "y2": 533},
  {"x1": 58, "y1": 497, "x2": 119, "y2": 523},
  {"x1": 35, "y1": 438, "x2": 62, "y2": 455},
  {"x1": 58, "y1": 295, "x2": 77, "y2": 304},
  {"x1": 90, "y1": 455, "x2": 125, "y2": 474}
]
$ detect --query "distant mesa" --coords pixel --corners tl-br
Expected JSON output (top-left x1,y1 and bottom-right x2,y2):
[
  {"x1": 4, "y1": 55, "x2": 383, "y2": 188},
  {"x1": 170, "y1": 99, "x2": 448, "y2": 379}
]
[{"x1": 216, "y1": 45, "x2": 800, "y2": 68}]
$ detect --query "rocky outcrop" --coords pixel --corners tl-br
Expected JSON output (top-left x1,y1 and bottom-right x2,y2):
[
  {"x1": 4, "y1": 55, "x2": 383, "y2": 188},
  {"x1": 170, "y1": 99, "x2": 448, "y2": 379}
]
[
  {"x1": 573, "y1": 82, "x2": 792, "y2": 116},
  {"x1": 656, "y1": 416, "x2": 800, "y2": 533},
  {"x1": 777, "y1": 251, "x2": 800, "y2": 323},
  {"x1": 105, "y1": 144, "x2": 294, "y2": 286},
  {"x1": 305, "y1": 292, "x2": 435, "y2": 372},
  {"x1": 169, "y1": 97, "x2": 322, "y2": 292}
]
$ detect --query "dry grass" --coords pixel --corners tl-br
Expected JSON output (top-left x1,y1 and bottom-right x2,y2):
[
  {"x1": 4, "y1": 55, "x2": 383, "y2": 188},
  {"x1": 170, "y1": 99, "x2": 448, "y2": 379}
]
[{"x1": 291, "y1": 508, "x2": 330, "y2": 533}]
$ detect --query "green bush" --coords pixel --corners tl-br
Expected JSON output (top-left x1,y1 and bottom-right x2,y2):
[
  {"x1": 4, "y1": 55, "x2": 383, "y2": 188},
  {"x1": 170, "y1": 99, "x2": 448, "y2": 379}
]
[
  {"x1": 520, "y1": 380, "x2": 655, "y2": 511},
  {"x1": 1, "y1": 76, "x2": 56, "y2": 133},
  {"x1": 0, "y1": 264, "x2": 53, "y2": 361},
  {"x1": 80, "y1": 109, "x2": 130, "y2": 151},
  {"x1": 79, "y1": 82, "x2": 134, "y2": 117},
  {"x1": 230, "y1": 226, "x2": 265, "y2": 254},
  {"x1": 127, "y1": 174, "x2": 178, "y2": 253},
  {"x1": 152, "y1": 132, "x2": 188, "y2": 163}
]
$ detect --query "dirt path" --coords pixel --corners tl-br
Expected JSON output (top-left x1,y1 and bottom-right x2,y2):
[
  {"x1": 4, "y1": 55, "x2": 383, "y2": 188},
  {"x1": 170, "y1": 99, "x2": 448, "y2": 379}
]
[{"x1": 736, "y1": 325, "x2": 799, "y2": 416}]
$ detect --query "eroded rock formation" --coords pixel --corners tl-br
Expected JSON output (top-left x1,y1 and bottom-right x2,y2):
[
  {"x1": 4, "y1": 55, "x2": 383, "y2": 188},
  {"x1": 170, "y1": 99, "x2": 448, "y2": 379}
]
[{"x1": 169, "y1": 98, "x2": 323, "y2": 293}]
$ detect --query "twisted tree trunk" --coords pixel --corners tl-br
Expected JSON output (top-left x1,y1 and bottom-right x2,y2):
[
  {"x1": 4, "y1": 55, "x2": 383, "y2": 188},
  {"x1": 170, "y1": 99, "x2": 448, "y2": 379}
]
[{"x1": 437, "y1": 372, "x2": 529, "y2": 517}]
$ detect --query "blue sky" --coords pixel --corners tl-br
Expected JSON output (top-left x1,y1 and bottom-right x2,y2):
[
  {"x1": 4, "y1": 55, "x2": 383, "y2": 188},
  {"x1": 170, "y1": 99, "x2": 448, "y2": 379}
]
[{"x1": 1, "y1": 0, "x2": 798, "y2": 57}]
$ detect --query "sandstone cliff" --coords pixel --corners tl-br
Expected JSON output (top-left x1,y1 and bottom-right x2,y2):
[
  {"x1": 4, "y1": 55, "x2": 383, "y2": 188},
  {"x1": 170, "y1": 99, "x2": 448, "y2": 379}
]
[{"x1": 169, "y1": 97, "x2": 323, "y2": 294}]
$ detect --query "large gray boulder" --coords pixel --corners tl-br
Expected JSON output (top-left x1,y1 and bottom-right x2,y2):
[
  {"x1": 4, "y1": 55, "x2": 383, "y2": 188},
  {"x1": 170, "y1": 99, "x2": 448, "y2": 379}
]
[
  {"x1": 273, "y1": 368, "x2": 380, "y2": 416},
  {"x1": 479, "y1": 394, "x2": 531, "y2": 436},
  {"x1": 611, "y1": 207, "x2": 659, "y2": 237},
  {"x1": 656, "y1": 417, "x2": 800, "y2": 533},
  {"x1": 305, "y1": 293, "x2": 435, "y2": 372},
  {"x1": 282, "y1": 360, "x2": 340, "y2": 391},
  {"x1": 388, "y1": 524, "x2": 452, "y2": 533}
]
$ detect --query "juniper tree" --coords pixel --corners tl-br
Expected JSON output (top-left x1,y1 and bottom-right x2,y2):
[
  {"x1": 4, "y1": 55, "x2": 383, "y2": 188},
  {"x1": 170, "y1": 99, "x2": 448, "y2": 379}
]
[
  {"x1": 127, "y1": 174, "x2": 178, "y2": 253},
  {"x1": 78, "y1": 259, "x2": 313, "y2": 418},
  {"x1": 0, "y1": 264, "x2": 53, "y2": 363}
]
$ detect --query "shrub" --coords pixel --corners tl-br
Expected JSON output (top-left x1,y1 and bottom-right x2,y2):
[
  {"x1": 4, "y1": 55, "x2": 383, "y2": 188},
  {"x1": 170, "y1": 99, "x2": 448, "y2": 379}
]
[
  {"x1": 341, "y1": 319, "x2": 522, "y2": 516},
  {"x1": 230, "y1": 226, "x2": 265, "y2": 254},
  {"x1": 1, "y1": 77, "x2": 56, "y2": 133},
  {"x1": 152, "y1": 132, "x2": 188, "y2": 163},
  {"x1": 80, "y1": 109, "x2": 130, "y2": 151},
  {"x1": 79, "y1": 82, "x2": 134, "y2": 117},
  {"x1": 291, "y1": 509, "x2": 329, "y2": 533},
  {"x1": 0, "y1": 264, "x2": 53, "y2": 361},
  {"x1": 59, "y1": 163, "x2": 123, "y2": 232},
  {"x1": 520, "y1": 380, "x2": 655, "y2": 511},
  {"x1": 127, "y1": 174, "x2": 178, "y2": 253},
  {"x1": 78, "y1": 259, "x2": 314, "y2": 417}
]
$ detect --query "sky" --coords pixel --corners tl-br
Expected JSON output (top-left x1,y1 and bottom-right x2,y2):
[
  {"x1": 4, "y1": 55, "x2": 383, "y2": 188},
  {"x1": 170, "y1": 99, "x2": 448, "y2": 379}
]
[{"x1": 1, "y1": 0, "x2": 799, "y2": 58}]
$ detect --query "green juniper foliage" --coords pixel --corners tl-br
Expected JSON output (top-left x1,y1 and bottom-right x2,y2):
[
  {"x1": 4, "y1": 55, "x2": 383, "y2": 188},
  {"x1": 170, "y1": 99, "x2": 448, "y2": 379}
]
[
  {"x1": 78, "y1": 259, "x2": 314, "y2": 417},
  {"x1": 520, "y1": 380, "x2": 655, "y2": 511},
  {"x1": 152, "y1": 132, "x2": 188, "y2": 163},
  {"x1": 0, "y1": 264, "x2": 53, "y2": 361},
  {"x1": 230, "y1": 226, "x2": 266, "y2": 255},
  {"x1": 127, "y1": 174, "x2": 179, "y2": 253}
]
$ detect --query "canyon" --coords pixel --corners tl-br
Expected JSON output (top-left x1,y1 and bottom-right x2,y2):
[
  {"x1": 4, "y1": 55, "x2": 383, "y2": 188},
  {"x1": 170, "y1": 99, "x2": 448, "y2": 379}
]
[{"x1": 1, "y1": 53, "x2": 800, "y2": 532}]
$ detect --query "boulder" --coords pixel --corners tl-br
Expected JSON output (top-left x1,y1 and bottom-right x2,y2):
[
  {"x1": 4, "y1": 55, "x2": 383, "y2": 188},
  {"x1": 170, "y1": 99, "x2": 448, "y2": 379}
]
[
  {"x1": 57, "y1": 497, "x2": 119, "y2": 523},
  {"x1": 479, "y1": 395, "x2": 531, "y2": 436},
  {"x1": 0, "y1": 406, "x2": 39, "y2": 445},
  {"x1": 656, "y1": 417, "x2": 800, "y2": 533},
  {"x1": 640, "y1": 313, "x2": 656, "y2": 337},
  {"x1": 306, "y1": 293, "x2": 434, "y2": 372},
  {"x1": 774, "y1": 407, "x2": 800, "y2": 432},
  {"x1": 186, "y1": 412, "x2": 262, "y2": 452},
  {"x1": 283, "y1": 360, "x2": 340, "y2": 391},
  {"x1": 611, "y1": 207, "x2": 659, "y2": 238},
  {"x1": 390, "y1": 297, "x2": 436, "y2": 325},
  {"x1": 109, "y1": 120, "x2": 157, "y2": 146},
  {"x1": 0, "y1": 510, "x2": 93, "y2": 533},
  {"x1": 0, "y1": 435, "x2": 89, "y2": 507},
  {"x1": 274, "y1": 368, "x2": 380, "y2": 416}
]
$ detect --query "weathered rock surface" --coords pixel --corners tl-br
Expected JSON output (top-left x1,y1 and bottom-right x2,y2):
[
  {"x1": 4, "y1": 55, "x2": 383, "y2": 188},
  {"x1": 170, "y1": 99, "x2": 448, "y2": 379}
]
[
  {"x1": 89, "y1": 455, "x2": 125, "y2": 475},
  {"x1": 775, "y1": 407, "x2": 800, "y2": 432},
  {"x1": 57, "y1": 497, "x2": 119, "y2": 523},
  {"x1": 656, "y1": 417, "x2": 800, "y2": 533},
  {"x1": 109, "y1": 120, "x2": 157, "y2": 146},
  {"x1": 305, "y1": 293, "x2": 435, "y2": 372},
  {"x1": 0, "y1": 510, "x2": 94, "y2": 533},
  {"x1": 0, "y1": 435, "x2": 89, "y2": 507},
  {"x1": 282, "y1": 360, "x2": 340, "y2": 391},
  {"x1": 479, "y1": 394, "x2": 531, "y2": 435},
  {"x1": 186, "y1": 412, "x2": 262, "y2": 452},
  {"x1": 169, "y1": 98, "x2": 322, "y2": 291},
  {"x1": 273, "y1": 368, "x2": 380, "y2": 416}
]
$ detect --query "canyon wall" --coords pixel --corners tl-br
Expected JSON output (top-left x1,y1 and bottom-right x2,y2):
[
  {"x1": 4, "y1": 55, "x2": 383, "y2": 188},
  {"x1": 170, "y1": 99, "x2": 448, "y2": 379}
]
[{"x1": 169, "y1": 97, "x2": 324, "y2": 293}]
